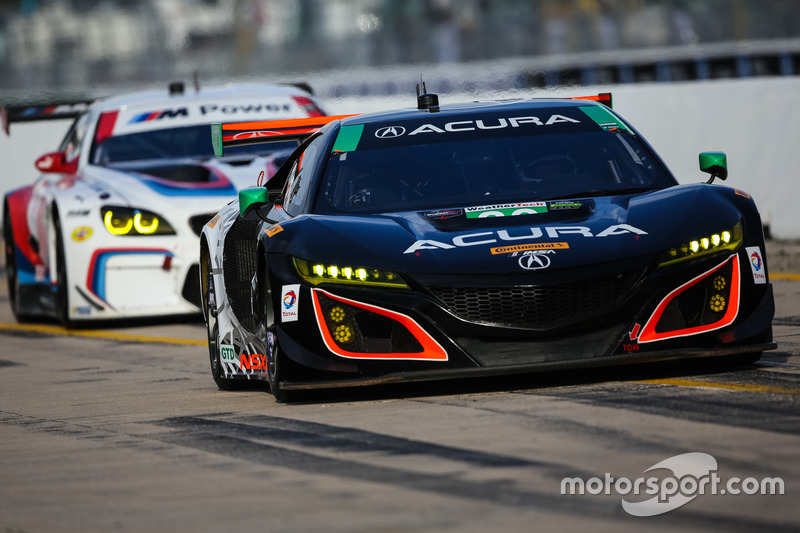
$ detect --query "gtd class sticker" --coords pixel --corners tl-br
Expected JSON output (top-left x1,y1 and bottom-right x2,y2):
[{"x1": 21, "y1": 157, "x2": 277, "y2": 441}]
[
  {"x1": 745, "y1": 246, "x2": 767, "y2": 284},
  {"x1": 281, "y1": 284, "x2": 300, "y2": 322}
]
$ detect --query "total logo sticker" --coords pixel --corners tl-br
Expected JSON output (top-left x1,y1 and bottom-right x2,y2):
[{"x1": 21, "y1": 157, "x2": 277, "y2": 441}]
[
  {"x1": 745, "y1": 246, "x2": 766, "y2": 284},
  {"x1": 281, "y1": 284, "x2": 300, "y2": 322}
]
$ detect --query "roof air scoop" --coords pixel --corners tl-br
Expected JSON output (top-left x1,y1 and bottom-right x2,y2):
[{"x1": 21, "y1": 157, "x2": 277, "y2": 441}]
[{"x1": 416, "y1": 81, "x2": 439, "y2": 112}]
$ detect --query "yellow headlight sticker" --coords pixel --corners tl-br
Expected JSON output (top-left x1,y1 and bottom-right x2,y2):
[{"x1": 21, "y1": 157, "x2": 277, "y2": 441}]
[{"x1": 104, "y1": 209, "x2": 133, "y2": 235}]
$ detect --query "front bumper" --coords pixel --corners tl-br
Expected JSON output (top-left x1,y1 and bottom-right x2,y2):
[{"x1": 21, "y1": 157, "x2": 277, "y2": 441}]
[{"x1": 269, "y1": 246, "x2": 776, "y2": 389}]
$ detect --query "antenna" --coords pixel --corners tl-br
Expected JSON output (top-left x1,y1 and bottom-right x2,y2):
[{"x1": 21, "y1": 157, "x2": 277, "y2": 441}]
[{"x1": 416, "y1": 77, "x2": 439, "y2": 112}]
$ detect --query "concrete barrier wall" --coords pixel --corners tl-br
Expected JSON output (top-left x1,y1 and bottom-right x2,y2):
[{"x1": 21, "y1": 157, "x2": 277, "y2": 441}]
[{"x1": 2, "y1": 76, "x2": 798, "y2": 238}]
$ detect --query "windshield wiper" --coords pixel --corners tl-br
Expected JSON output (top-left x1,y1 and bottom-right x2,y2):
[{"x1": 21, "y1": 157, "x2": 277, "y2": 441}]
[{"x1": 543, "y1": 187, "x2": 655, "y2": 200}]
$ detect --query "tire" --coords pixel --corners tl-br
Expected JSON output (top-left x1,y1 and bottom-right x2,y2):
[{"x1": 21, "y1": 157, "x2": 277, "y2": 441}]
[
  {"x1": 52, "y1": 212, "x2": 72, "y2": 328},
  {"x1": 204, "y1": 251, "x2": 239, "y2": 391},
  {"x1": 3, "y1": 207, "x2": 27, "y2": 322},
  {"x1": 267, "y1": 335, "x2": 291, "y2": 402}
]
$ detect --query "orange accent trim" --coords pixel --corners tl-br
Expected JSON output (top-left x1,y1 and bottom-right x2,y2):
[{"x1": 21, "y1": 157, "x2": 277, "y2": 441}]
[
  {"x1": 220, "y1": 114, "x2": 359, "y2": 132},
  {"x1": 570, "y1": 93, "x2": 612, "y2": 106},
  {"x1": 311, "y1": 288, "x2": 448, "y2": 361},
  {"x1": 638, "y1": 255, "x2": 741, "y2": 344}
]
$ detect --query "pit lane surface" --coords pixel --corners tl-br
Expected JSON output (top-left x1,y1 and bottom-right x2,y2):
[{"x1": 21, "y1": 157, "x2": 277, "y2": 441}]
[{"x1": 0, "y1": 246, "x2": 798, "y2": 532}]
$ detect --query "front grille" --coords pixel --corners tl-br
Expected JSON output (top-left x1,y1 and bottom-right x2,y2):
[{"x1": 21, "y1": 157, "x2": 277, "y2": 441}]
[
  {"x1": 189, "y1": 213, "x2": 217, "y2": 236},
  {"x1": 427, "y1": 270, "x2": 644, "y2": 330}
]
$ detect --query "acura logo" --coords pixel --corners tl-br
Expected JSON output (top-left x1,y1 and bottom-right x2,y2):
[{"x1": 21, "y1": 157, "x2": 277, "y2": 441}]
[
  {"x1": 518, "y1": 250, "x2": 553, "y2": 270},
  {"x1": 375, "y1": 126, "x2": 406, "y2": 138}
]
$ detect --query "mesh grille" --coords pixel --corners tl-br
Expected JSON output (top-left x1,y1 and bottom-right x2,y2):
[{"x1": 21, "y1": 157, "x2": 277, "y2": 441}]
[
  {"x1": 222, "y1": 218, "x2": 260, "y2": 331},
  {"x1": 427, "y1": 270, "x2": 643, "y2": 329},
  {"x1": 656, "y1": 260, "x2": 733, "y2": 333},
  {"x1": 317, "y1": 292, "x2": 423, "y2": 353}
]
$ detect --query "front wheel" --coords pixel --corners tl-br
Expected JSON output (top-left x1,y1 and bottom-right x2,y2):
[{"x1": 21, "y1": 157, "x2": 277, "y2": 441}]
[
  {"x1": 204, "y1": 253, "x2": 240, "y2": 391},
  {"x1": 267, "y1": 334, "x2": 293, "y2": 402},
  {"x1": 52, "y1": 213, "x2": 72, "y2": 328},
  {"x1": 4, "y1": 207, "x2": 28, "y2": 322}
]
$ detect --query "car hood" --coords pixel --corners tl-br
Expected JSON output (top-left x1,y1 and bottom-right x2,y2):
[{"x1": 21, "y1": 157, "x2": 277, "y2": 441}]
[
  {"x1": 75, "y1": 158, "x2": 270, "y2": 211},
  {"x1": 282, "y1": 184, "x2": 744, "y2": 274}
]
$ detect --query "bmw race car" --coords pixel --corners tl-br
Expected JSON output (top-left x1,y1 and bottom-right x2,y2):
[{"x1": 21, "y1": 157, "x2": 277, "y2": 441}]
[
  {"x1": 3, "y1": 81, "x2": 328, "y2": 325},
  {"x1": 200, "y1": 90, "x2": 776, "y2": 401}
]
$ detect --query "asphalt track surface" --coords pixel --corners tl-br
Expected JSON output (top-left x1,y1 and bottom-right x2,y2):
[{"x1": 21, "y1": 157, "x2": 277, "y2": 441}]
[{"x1": 0, "y1": 242, "x2": 798, "y2": 532}]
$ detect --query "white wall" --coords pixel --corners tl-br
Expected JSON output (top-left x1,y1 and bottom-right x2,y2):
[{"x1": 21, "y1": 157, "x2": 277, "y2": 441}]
[{"x1": 2, "y1": 77, "x2": 798, "y2": 238}]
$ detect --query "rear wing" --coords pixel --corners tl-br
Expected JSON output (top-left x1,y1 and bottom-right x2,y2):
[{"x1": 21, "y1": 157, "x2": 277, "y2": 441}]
[
  {"x1": 211, "y1": 114, "x2": 359, "y2": 157},
  {"x1": 569, "y1": 92, "x2": 612, "y2": 108},
  {"x1": 2, "y1": 98, "x2": 94, "y2": 135}
]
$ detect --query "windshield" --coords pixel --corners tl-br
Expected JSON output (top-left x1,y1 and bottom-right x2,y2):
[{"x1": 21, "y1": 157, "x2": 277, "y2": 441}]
[
  {"x1": 314, "y1": 128, "x2": 675, "y2": 215},
  {"x1": 90, "y1": 124, "x2": 298, "y2": 165}
]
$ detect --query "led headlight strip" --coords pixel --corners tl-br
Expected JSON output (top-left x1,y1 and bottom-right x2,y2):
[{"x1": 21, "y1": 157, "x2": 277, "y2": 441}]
[
  {"x1": 101, "y1": 206, "x2": 175, "y2": 236},
  {"x1": 293, "y1": 257, "x2": 408, "y2": 288},
  {"x1": 659, "y1": 221, "x2": 742, "y2": 267}
]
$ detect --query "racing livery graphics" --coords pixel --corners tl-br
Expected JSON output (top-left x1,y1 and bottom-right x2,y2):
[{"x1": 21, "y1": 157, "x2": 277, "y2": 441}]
[
  {"x1": 200, "y1": 91, "x2": 775, "y2": 401},
  {"x1": 3, "y1": 81, "x2": 328, "y2": 325}
]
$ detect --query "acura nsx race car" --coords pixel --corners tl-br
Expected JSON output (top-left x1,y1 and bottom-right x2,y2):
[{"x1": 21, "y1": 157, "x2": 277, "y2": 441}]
[
  {"x1": 3, "y1": 81, "x2": 327, "y2": 325},
  {"x1": 201, "y1": 90, "x2": 776, "y2": 401}
]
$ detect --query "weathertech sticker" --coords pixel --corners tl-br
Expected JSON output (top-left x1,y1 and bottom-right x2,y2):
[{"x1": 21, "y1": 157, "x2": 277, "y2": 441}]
[
  {"x1": 465, "y1": 202, "x2": 547, "y2": 218},
  {"x1": 281, "y1": 284, "x2": 300, "y2": 322},
  {"x1": 491, "y1": 242, "x2": 569, "y2": 255},
  {"x1": 745, "y1": 246, "x2": 767, "y2": 284}
]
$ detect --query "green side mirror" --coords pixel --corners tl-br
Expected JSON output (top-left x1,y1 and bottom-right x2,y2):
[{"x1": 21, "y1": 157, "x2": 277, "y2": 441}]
[
  {"x1": 238, "y1": 186, "x2": 269, "y2": 218},
  {"x1": 699, "y1": 151, "x2": 728, "y2": 183}
]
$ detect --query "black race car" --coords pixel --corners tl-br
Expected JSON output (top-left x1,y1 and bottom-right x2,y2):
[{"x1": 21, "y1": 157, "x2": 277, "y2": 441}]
[{"x1": 200, "y1": 91, "x2": 775, "y2": 401}]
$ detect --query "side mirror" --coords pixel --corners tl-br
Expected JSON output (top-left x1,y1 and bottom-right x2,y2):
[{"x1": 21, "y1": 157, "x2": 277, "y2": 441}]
[
  {"x1": 238, "y1": 186, "x2": 270, "y2": 218},
  {"x1": 35, "y1": 151, "x2": 78, "y2": 174},
  {"x1": 699, "y1": 152, "x2": 728, "y2": 184}
]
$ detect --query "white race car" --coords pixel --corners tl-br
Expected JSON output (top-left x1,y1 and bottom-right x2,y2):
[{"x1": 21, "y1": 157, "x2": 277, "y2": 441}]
[{"x1": 2, "y1": 81, "x2": 328, "y2": 326}]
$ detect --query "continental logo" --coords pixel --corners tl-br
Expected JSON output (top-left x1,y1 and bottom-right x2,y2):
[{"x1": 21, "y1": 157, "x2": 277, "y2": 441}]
[
  {"x1": 265, "y1": 224, "x2": 283, "y2": 237},
  {"x1": 491, "y1": 242, "x2": 569, "y2": 254}
]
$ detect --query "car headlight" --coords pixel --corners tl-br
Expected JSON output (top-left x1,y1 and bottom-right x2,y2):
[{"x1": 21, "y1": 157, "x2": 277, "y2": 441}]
[
  {"x1": 293, "y1": 257, "x2": 408, "y2": 288},
  {"x1": 101, "y1": 206, "x2": 175, "y2": 236},
  {"x1": 659, "y1": 221, "x2": 743, "y2": 267}
]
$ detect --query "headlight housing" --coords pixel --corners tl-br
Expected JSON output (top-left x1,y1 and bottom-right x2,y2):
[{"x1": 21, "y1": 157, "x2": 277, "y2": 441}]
[
  {"x1": 101, "y1": 206, "x2": 175, "y2": 236},
  {"x1": 659, "y1": 221, "x2": 743, "y2": 267},
  {"x1": 293, "y1": 257, "x2": 408, "y2": 288}
]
